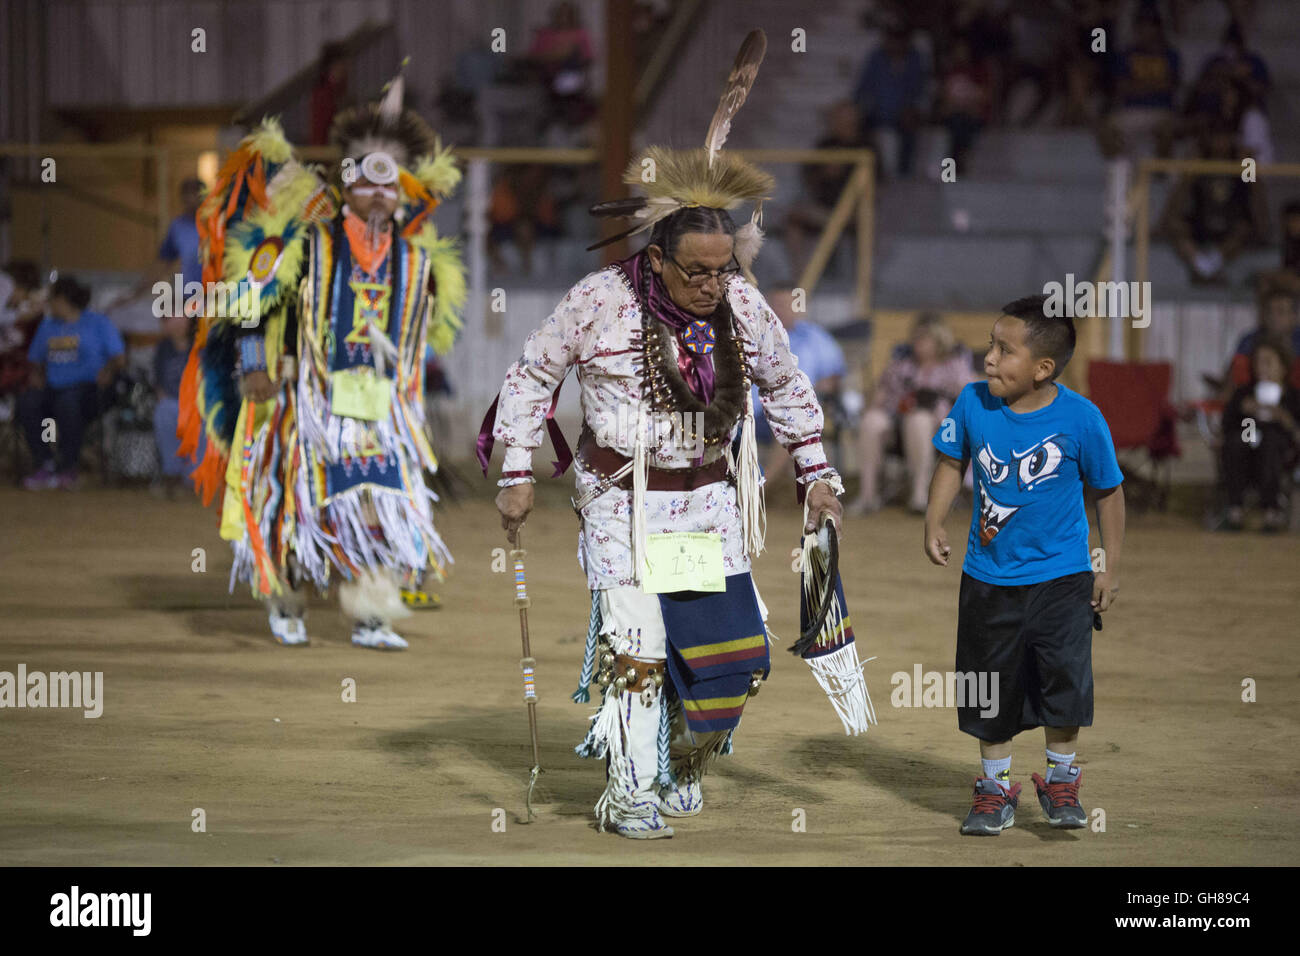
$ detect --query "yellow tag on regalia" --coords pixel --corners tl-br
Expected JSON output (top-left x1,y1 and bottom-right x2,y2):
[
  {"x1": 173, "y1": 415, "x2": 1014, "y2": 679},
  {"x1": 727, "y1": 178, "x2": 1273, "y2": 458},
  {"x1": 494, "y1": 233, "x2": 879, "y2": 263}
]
[
  {"x1": 330, "y1": 369, "x2": 391, "y2": 422},
  {"x1": 641, "y1": 532, "x2": 725, "y2": 594}
]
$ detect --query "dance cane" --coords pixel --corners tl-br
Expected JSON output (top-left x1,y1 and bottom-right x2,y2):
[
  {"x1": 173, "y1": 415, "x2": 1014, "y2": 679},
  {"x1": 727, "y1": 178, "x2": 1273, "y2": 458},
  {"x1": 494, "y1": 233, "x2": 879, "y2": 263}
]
[{"x1": 510, "y1": 531, "x2": 543, "y2": 822}]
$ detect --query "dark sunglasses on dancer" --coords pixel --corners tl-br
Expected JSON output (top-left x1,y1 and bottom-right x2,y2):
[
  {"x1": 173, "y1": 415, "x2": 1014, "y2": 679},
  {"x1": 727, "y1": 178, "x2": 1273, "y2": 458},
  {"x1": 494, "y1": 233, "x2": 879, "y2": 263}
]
[{"x1": 666, "y1": 254, "x2": 741, "y2": 288}]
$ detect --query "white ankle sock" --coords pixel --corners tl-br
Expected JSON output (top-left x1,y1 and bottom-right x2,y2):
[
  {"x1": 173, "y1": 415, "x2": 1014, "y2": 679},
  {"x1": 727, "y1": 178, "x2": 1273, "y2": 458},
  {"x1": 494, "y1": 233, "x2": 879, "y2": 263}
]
[
  {"x1": 1046, "y1": 748, "x2": 1075, "y2": 779},
  {"x1": 982, "y1": 756, "x2": 1012, "y2": 792}
]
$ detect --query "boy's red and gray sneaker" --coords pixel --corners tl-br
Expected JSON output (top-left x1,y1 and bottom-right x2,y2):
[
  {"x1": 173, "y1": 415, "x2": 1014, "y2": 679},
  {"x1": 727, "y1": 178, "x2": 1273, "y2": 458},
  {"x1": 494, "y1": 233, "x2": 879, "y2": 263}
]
[
  {"x1": 960, "y1": 777, "x2": 1020, "y2": 836},
  {"x1": 1031, "y1": 764, "x2": 1086, "y2": 829}
]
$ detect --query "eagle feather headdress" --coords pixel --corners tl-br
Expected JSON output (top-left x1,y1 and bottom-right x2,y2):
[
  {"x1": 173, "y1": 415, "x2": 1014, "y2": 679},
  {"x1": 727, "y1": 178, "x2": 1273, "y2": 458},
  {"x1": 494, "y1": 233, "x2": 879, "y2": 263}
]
[{"x1": 588, "y1": 29, "x2": 773, "y2": 272}]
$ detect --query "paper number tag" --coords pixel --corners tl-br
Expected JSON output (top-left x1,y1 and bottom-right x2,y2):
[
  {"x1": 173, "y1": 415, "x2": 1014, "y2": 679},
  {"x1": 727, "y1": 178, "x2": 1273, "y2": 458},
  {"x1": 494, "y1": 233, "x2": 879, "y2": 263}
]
[
  {"x1": 641, "y1": 532, "x2": 725, "y2": 594},
  {"x1": 331, "y1": 370, "x2": 391, "y2": 422}
]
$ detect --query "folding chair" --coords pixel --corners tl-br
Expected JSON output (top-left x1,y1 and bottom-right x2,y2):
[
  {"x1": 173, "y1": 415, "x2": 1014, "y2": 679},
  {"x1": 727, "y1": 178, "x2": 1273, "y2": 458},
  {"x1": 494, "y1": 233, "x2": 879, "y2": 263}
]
[{"x1": 1087, "y1": 360, "x2": 1179, "y2": 511}]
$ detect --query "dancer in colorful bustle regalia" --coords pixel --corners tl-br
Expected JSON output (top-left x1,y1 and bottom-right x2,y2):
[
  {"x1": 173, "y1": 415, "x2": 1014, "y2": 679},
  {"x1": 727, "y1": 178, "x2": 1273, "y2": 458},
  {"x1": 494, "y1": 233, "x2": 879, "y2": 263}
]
[
  {"x1": 179, "y1": 74, "x2": 467, "y2": 650},
  {"x1": 481, "y1": 32, "x2": 873, "y2": 839}
]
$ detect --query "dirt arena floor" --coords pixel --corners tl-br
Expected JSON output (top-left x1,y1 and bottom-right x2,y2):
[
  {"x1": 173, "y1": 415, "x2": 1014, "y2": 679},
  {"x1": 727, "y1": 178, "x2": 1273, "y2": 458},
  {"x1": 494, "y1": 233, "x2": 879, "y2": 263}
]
[{"x1": 1, "y1": 477, "x2": 1296, "y2": 866}]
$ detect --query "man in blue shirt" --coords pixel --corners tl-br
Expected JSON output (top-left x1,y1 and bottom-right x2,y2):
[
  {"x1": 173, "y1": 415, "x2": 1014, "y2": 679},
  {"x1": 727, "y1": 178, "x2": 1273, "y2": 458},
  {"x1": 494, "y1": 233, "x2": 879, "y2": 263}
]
[
  {"x1": 110, "y1": 178, "x2": 204, "y2": 313},
  {"x1": 752, "y1": 283, "x2": 846, "y2": 481},
  {"x1": 924, "y1": 295, "x2": 1126, "y2": 837},
  {"x1": 19, "y1": 276, "x2": 125, "y2": 489}
]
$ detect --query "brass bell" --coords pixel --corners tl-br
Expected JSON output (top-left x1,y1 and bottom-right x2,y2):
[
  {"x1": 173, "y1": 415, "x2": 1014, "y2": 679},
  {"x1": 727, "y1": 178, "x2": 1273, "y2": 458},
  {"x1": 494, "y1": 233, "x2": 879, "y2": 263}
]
[
  {"x1": 747, "y1": 681, "x2": 761, "y2": 698},
  {"x1": 624, "y1": 666, "x2": 638, "y2": 683},
  {"x1": 600, "y1": 652, "x2": 615, "y2": 668},
  {"x1": 614, "y1": 676, "x2": 628, "y2": 693},
  {"x1": 597, "y1": 668, "x2": 613, "y2": 686},
  {"x1": 651, "y1": 671, "x2": 664, "y2": 688}
]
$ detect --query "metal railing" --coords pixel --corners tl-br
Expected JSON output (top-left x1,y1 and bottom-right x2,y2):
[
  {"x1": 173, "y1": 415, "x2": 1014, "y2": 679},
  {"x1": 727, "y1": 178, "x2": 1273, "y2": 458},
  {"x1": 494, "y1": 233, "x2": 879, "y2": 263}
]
[{"x1": 1132, "y1": 155, "x2": 1300, "y2": 358}]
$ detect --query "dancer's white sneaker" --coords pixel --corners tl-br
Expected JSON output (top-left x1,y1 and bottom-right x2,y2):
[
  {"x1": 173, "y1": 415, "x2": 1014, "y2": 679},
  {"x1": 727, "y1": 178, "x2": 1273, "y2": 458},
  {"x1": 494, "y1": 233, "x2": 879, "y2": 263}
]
[
  {"x1": 351, "y1": 621, "x2": 408, "y2": 651},
  {"x1": 268, "y1": 612, "x2": 309, "y2": 646}
]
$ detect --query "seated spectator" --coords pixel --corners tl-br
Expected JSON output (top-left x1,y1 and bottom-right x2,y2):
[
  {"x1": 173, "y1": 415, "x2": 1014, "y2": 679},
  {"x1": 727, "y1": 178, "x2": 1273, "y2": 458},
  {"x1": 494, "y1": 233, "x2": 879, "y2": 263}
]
[
  {"x1": 852, "y1": 25, "x2": 929, "y2": 179},
  {"x1": 1261, "y1": 200, "x2": 1300, "y2": 299},
  {"x1": 1061, "y1": 0, "x2": 1122, "y2": 127},
  {"x1": 1004, "y1": 1, "x2": 1059, "y2": 126},
  {"x1": 936, "y1": 35, "x2": 994, "y2": 170},
  {"x1": 782, "y1": 102, "x2": 869, "y2": 276},
  {"x1": 1184, "y1": 23, "x2": 1274, "y2": 163},
  {"x1": 850, "y1": 311, "x2": 977, "y2": 515},
  {"x1": 1219, "y1": 337, "x2": 1300, "y2": 532},
  {"x1": 1222, "y1": 288, "x2": 1300, "y2": 396},
  {"x1": 751, "y1": 283, "x2": 847, "y2": 482},
  {"x1": 0, "y1": 260, "x2": 45, "y2": 402},
  {"x1": 528, "y1": 1, "x2": 596, "y2": 133},
  {"x1": 1199, "y1": 20, "x2": 1270, "y2": 110},
  {"x1": 1100, "y1": 9, "x2": 1180, "y2": 159},
  {"x1": 152, "y1": 311, "x2": 194, "y2": 495},
  {"x1": 488, "y1": 165, "x2": 561, "y2": 276},
  {"x1": 1160, "y1": 126, "x2": 1262, "y2": 283},
  {"x1": 18, "y1": 276, "x2": 125, "y2": 490}
]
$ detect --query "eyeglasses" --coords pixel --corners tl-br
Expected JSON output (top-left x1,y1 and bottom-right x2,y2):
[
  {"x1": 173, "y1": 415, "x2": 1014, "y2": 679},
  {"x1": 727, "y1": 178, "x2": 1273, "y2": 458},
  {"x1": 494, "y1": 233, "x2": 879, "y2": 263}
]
[{"x1": 666, "y1": 254, "x2": 740, "y2": 288}]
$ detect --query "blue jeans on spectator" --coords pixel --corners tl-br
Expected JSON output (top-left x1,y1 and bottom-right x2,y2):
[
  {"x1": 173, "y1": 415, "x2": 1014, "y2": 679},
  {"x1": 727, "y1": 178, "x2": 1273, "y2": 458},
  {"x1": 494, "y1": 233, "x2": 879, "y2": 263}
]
[
  {"x1": 154, "y1": 396, "x2": 185, "y2": 476},
  {"x1": 18, "y1": 383, "x2": 99, "y2": 473},
  {"x1": 153, "y1": 394, "x2": 203, "y2": 477}
]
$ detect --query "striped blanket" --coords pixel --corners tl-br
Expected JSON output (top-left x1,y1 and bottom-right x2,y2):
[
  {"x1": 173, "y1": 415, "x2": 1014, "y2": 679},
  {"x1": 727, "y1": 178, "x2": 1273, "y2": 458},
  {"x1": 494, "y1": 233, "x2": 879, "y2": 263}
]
[{"x1": 658, "y1": 572, "x2": 769, "y2": 734}]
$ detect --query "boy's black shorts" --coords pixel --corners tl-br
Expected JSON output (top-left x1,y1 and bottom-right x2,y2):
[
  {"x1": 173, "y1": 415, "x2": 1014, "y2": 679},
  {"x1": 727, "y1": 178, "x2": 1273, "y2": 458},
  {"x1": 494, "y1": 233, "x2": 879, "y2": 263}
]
[{"x1": 956, "y1": 570, "x2": 1094, "y2": 742}]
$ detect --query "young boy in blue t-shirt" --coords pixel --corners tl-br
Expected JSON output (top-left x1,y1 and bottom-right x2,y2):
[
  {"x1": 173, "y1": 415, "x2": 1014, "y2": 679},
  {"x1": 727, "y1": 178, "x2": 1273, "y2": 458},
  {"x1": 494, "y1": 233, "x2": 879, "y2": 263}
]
[{"x1": 924, "y1": 295, "x2": 1126, "y2": 836}]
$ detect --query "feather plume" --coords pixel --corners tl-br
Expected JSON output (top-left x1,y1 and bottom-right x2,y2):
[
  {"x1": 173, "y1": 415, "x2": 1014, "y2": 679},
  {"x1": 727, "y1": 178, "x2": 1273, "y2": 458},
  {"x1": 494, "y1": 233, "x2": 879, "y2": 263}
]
[
  {"x1": 734, "y1": 215, "x2": 764, "y2": 272},
  {"x1": 412, "y1": 138, "x2": 461, "y2": 198},
  {"x1": 247, "y1": 117, "x2": 294, "y2": 165},
  {"x1": 378, "y1": 63, "x2": 408, "y2": 123},
  {"x1": 589, "y1": 197, "x2": 649, "y2": 217},
  {"x1": 704, "y1": 29, "x2": 767, "y2": 168},
  {"x1": 624, "y1": 147, "x2": 773, "y2": 209}
]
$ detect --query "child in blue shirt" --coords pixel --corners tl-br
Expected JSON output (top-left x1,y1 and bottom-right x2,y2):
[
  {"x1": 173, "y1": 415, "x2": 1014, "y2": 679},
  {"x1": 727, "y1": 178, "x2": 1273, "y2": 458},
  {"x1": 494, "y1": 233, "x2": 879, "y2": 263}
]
[
  {"x1": 19, "y1": 276, "x2": 125, "y2": 489},
  {"x1": 925, "y1": 294, "x2": 1126, "y2": 836}
]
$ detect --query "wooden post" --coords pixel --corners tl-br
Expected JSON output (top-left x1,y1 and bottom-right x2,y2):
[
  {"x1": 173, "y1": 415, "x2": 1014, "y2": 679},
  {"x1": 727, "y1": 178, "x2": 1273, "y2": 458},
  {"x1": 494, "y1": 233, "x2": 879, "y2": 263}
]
[
  {"x1": 1132, "y1": 162, "x2": 1151, "y2": 362},
  {"x1": 856, "y1": 153, "x2": 874, "y2": 317},
  {"x1": 600, "y1": 0, "x2": 634, "y2": 264},
  {"x1": 797, "y1": 164, "x2": 865, "y2": 298}
]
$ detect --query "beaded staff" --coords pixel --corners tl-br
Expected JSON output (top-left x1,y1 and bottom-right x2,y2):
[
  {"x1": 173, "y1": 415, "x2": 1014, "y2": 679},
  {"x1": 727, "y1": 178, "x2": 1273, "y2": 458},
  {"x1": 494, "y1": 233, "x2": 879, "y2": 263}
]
[{"x1": 511, "y1": 532, "x2": 543, "y2": 821}]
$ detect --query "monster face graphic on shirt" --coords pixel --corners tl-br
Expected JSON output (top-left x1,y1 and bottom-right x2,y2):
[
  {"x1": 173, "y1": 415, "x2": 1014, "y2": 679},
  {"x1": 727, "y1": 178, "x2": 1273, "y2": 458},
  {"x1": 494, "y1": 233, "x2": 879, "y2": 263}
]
[{"x1": 974, "y1": 434, "x2": 1065, "y2": 545}]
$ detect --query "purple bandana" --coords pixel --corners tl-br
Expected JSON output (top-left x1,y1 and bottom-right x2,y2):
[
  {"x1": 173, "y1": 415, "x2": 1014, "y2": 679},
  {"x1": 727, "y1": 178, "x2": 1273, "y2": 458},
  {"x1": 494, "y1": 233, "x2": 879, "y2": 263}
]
[{"x1": 614, "y1": 250, "x2": 716, "y2": 404}]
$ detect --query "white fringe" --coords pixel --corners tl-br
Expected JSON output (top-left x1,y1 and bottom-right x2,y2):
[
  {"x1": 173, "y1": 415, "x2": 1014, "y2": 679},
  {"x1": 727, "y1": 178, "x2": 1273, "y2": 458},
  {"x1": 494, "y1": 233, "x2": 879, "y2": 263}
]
[
  {"x1": 365, "y1": 320, "x2": 400, "y2": 380},
  {"x1": 297, "y1": 357, "x2": 333, "y2": 463},
  {"x1": 805, "y1": 643, "x2": 877, "y2": 736},
  {"x1": 591, "y1": 688, "x2": 640, "y2": 832},
  {"x1": 736, "y1": 388, "x2": 766, "y2": 558},
  {"x1": 798, "y1": 489, "x2": 874, "y2": 735},
  {"x1": 631, "y1": 405, "x2": 649, "y2": 586}
]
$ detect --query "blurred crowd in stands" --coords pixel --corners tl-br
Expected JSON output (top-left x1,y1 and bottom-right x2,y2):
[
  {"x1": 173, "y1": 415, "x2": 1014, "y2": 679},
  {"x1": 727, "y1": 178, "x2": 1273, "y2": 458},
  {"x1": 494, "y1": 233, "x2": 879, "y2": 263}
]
[{"x1": 2, "y1": 0, "x2": 1296, "y2": 530}]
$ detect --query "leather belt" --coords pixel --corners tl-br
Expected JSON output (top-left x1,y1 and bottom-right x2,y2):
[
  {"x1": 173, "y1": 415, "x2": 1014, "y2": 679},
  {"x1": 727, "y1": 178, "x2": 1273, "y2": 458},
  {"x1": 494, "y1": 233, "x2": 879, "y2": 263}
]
[
  {"x1": 576, "y1": 426, "x2": 730, "y2": 493},
  {"x1": 614, "y1": 654, "x2": 666, "y2": 693}
]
